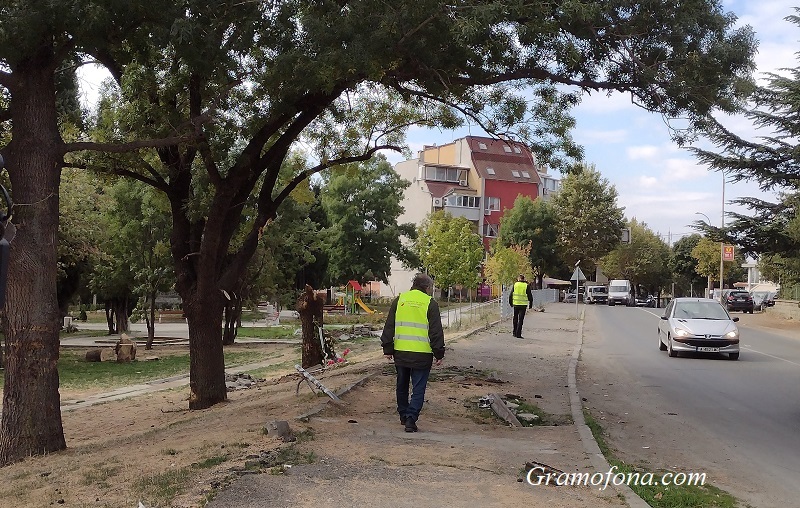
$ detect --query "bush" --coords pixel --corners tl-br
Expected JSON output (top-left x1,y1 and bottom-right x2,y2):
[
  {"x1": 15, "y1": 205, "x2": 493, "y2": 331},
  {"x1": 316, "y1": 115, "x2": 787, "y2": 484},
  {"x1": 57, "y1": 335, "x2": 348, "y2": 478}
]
[{"x1": 78, "y1": 310, "x2": 87, "y2": 321}]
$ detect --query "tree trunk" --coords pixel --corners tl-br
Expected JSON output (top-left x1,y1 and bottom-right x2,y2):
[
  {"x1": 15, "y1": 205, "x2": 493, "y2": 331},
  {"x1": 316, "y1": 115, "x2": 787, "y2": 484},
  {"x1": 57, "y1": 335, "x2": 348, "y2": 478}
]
[
  {"x1": 184, "y1": 291, "x2": 227, "y2": 409},
  {"x1": 0, "y1": 53, "x2": 67, "y2": 465},
  {"x1": 114, "y1": 297, "x2": 129, "y2": 333},
  {"x1": 105, "y1": 301, "x2": 117, "y2": 334},
  {"x1": 297, "y1": 285, "x2": 324, "y2": 368},
  {"x1": 222, "y1": 293, "x2": 242, "y2": 346},
  {"x1": 145, "y1": 291, "x2": 156, "y2": 350}
]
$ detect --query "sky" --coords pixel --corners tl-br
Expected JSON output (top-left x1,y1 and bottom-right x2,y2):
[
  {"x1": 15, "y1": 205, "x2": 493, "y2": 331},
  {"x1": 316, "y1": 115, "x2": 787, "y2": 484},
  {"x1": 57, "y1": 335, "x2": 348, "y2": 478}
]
[{"x1": 391, "y1": 0, "x2": 799, "y2": 247}]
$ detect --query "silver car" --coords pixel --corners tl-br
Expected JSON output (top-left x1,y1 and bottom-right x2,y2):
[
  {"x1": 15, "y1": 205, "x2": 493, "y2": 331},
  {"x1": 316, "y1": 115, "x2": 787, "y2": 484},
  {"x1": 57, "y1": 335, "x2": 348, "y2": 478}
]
[{"x1": 658, "y1": 298, "x2": 740, "y2": 360}]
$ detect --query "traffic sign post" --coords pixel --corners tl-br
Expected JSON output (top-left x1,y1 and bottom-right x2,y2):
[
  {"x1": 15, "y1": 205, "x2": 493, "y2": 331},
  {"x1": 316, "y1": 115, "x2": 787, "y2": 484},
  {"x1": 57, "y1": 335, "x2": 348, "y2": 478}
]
[{"x1": 570, "y1": 266, "x2": 586, "y2": 318}]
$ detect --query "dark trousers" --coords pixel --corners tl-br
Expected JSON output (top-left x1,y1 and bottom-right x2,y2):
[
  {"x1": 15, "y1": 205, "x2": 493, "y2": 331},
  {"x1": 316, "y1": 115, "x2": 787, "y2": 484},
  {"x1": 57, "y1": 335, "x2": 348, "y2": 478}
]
[
  {"x1": 395, "y1": 365, "x2": 431, "y2": 422},
  {"x1": 512, "y1": 305, "x2": 527, "y2": 337}
]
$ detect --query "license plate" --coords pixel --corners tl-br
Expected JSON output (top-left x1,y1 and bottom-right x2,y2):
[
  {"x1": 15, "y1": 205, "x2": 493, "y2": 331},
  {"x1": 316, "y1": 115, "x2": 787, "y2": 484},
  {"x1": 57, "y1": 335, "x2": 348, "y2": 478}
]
[{"x1": 697, "y1": 347, "x2": 720, "y2": 352}]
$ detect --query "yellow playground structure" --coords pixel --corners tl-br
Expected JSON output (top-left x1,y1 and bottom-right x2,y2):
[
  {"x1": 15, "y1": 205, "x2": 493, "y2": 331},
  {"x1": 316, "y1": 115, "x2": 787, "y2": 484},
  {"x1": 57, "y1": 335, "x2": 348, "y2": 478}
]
[{"x1": 346, "y1": 280, "x2": 376, "y2": 314}]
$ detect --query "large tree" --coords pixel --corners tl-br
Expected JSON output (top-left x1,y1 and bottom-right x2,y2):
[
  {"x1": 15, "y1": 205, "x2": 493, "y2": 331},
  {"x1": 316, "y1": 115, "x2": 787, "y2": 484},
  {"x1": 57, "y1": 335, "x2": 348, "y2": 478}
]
[
  {"x1": 321, "y1": 156, "x2": 417, "y2": 285},
  {"x1": 691, "y1": 13, "x2": 800, "y2": 258},
  {"x1": 670, "y1": 233, "x2": 708, "y2": 297},
  {"x1": 600, "y1": 219, "x2": 671, "y2": 295},
  {"x1": 0, "y1": 0, "x2": 757, "y2": 464},
  {"x1": 552, "y1": 164, "x2": 626, "y2": 269},
  {"x1": 415, "y1": 211, "x2": 484, "y2": 292},
  {"x1": 496, "y1": 195, "x2": 559, "y2": 288}
]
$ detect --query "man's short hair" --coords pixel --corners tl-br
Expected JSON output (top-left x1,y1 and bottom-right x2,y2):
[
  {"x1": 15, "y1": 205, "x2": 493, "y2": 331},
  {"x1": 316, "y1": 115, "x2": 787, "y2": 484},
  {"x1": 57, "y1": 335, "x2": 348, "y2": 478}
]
[
  {"x1": 411, "y1": 273, "x2": 433, "y2": 291},
  {"x1": 518, "y1": 274, "x2": 526, "y2": 281}
]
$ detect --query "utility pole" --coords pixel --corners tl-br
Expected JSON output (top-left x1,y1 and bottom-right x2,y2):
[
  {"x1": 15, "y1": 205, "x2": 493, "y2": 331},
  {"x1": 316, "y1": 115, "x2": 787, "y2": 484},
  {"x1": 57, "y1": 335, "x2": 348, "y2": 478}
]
[{"x1": 719, "y1": 172, "x2": 725, "y2": 304}]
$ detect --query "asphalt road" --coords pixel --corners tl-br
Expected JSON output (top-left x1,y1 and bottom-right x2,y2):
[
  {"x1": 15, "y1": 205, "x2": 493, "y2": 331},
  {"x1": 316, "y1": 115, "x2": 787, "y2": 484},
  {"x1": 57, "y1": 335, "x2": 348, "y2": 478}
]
[{"x1": 582, "y1": 304, "x2": 800, "y2": 504}]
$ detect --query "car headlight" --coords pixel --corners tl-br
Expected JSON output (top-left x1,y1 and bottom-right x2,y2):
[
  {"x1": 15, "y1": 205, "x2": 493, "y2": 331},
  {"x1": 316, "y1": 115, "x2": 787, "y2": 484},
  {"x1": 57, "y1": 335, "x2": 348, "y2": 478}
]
[
  {"x1": 725, "y1": 330, "x2": 739, "y2": 339},
  {"x1": 674, "y1": 328, "x2": 690, "y2": 337}
]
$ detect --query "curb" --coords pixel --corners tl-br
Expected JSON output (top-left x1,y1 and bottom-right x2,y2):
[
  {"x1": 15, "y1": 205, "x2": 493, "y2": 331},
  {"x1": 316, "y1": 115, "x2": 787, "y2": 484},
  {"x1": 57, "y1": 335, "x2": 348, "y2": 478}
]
[{"x1": 568, "y1": 305, "x2": 651, "y2": 508}]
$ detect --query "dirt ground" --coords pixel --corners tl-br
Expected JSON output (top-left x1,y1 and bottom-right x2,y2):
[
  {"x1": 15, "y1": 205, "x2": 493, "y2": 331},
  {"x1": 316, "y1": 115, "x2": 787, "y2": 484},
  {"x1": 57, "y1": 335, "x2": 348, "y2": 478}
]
[
  {"x1": 0, "y1": 305, "x2": 627, "y2": 508},
  {"x1": 3, "y1": 306, "x2": 795, "y2": 508}
]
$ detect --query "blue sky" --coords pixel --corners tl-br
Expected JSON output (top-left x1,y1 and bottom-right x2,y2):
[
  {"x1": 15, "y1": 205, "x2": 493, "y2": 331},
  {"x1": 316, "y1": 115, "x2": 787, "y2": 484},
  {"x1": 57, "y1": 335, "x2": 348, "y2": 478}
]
[{"x1": 392, "y1": 1, "x2": 799, "y2": 247}]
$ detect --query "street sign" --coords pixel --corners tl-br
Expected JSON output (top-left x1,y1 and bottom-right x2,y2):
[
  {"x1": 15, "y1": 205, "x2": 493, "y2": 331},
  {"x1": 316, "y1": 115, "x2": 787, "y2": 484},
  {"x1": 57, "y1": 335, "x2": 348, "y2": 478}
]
[
  {"x1": 722, "y1": 245, "x2": 735, "y2": 261},
  {"x1": 570, "y1": 266, "x2": 586, "y2": 281}
]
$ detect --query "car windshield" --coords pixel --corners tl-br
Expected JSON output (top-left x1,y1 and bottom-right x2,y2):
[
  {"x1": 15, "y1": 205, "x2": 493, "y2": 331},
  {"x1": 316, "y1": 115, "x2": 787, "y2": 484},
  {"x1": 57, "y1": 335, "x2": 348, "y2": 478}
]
[
  {"x1": 609, "y1": 285, "x2": 626, "y2": 292},
  {"x1": 673, "y1": 301, "x2": 730, "y2": 320}
]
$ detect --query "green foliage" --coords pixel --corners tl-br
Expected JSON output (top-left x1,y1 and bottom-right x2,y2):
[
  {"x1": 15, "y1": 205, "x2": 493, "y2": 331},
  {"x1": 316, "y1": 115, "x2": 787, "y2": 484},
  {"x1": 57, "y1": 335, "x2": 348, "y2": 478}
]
[
  {"x1": 600, "y1": 219, "x2": 671, "y2": 293},
  {"x1": 321, "y1": 156, "x2": 418, "y2": 285},
  {"x1": 484, "y1": 244, "x2": 534, "y2": 286},
  {"x1": 669, "y1": 234, "x2": 706, "y2": 296},
  {"x1": 552, "y1": 164, "x2": 626, "y2": 269},
  {"x1": 415, "y1": 211, "x2": 483, "y2": 289},
  {"x1": 690, "y1": 237, "x2": 736, "y2": 283},
  {"x1": 497, "y1": 196, "x2": 559, "y2": 283}
]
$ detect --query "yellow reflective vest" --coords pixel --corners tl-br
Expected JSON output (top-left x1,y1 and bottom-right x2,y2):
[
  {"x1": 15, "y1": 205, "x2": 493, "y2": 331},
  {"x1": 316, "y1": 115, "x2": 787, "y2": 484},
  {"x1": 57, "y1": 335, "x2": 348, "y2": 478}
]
[
  {"x1": 512, "y1": 281, "x2": 529, "y2": 306},
  {"x1": 393, "y1": 290, "x2": 433, "y2": 354}
]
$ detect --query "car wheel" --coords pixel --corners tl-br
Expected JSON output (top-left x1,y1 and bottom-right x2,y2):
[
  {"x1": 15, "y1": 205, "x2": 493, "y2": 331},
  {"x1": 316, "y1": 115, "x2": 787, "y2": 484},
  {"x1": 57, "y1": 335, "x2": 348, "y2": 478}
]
[
  {"x1": 729, "y1": 352, "x2": 740, "y2": 361},
  {"x1": 667, "y1": 336, "x2": 677, "y2": 357}
]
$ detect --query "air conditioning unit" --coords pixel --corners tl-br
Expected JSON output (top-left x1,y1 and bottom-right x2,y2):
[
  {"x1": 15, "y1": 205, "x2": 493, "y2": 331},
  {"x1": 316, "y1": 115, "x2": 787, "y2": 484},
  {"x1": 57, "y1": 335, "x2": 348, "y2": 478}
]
[
  {"x1": 542, "y1": 188, "x2": 550, "y2": 195},
  {"x1": 484, "y1": 209, "x2": 491, "y2": 216},
  {"x1": 459, "y1": 179, "x2": 468, "y2": 187},
  {"x1": 432, "y1": 197, "x2": 443, "y2": 207}
]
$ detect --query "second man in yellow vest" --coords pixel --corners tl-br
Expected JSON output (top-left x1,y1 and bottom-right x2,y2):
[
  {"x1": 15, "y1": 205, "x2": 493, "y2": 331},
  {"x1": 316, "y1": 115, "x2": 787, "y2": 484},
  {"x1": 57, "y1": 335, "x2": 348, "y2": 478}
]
[{"x1": 509, "y1": 274, "x2": 533, "y2": 338}]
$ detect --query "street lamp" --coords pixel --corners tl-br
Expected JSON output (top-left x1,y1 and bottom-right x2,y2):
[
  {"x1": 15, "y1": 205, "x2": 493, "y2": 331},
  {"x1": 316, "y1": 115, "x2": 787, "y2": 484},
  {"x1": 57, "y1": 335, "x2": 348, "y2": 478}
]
[{"x1": 694, "y1": 212, "x2": 714, "y2": 298}]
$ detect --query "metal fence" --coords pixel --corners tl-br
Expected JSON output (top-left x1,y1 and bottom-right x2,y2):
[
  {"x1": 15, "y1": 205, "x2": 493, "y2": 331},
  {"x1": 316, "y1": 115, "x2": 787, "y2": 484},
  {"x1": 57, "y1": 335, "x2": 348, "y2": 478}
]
[{"x1": 500, "y1": 288, "x2": 559, "y2": 319}]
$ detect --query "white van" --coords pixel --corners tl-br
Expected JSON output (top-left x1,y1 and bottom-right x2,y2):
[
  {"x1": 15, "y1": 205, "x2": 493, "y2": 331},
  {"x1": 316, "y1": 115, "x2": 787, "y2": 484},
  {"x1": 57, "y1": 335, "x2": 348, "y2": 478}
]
[
  {"x1": 607, "y1": 280, "x2": 632, "y2": 306},
  {"x1": 584, "y1": 285, "x2": 608, "y2": 304}
]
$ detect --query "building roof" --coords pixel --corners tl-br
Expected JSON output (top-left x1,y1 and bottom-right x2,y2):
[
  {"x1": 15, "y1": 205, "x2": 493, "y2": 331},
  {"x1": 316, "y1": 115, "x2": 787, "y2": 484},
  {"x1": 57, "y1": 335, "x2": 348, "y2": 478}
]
[
  {"x1": 466, "y1": 136, "x2": 540, "y2": 185},
  {"x1": 426, "y1": 182, "x2": 478, "y2": 198}
]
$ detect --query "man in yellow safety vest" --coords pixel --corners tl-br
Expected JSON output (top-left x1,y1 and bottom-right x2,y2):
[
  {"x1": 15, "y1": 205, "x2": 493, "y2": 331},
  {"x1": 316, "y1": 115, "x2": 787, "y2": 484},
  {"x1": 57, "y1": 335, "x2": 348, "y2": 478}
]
[
  {"x1": 381, "y1": 273, "x2": 445, "y2": 432},
  {"x1": 509, "y1": 274, "x2": 533, "y2": 338}
]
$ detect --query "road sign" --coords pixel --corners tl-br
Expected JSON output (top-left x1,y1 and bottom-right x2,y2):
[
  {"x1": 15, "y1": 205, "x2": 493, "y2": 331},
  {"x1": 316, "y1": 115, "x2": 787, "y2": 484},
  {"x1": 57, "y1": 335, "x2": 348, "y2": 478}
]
[
  {"x1": 722, "y1": 245, "x2": 735, "y2": 261},
  {"x1": 570, "y1": 266, "x2": 586, "y2": 281}
]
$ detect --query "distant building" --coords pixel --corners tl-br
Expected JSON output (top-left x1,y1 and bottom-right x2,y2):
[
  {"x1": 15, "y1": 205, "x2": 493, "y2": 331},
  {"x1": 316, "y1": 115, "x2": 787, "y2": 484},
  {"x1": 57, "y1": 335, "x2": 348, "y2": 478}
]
[{"x1": 383, "y1": 135, "x2": 559, "y2": 296}]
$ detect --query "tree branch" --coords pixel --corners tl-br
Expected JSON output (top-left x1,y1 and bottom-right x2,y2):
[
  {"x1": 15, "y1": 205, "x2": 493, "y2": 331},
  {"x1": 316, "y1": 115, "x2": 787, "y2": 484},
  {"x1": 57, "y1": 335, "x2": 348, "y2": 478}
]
[{"x1": 62, "y1": 136, "x2": 192, "y2": 155}]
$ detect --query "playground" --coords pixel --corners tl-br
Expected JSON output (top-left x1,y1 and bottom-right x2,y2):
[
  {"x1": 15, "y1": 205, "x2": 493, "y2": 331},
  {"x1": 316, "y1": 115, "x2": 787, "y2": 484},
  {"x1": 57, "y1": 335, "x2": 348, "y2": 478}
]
[{"x1": 322, "y1": 280, "x2": 379, "y2": 315}]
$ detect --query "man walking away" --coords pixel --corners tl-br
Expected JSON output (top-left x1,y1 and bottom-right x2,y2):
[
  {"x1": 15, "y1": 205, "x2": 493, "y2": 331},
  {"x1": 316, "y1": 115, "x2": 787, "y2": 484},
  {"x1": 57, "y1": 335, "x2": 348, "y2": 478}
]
[
  {"x1": 381, "y1": 273, "x2": 445, "y2": 432},
  {"x1": 509, "y1": 274, "x2": 533, "y2": 338}
]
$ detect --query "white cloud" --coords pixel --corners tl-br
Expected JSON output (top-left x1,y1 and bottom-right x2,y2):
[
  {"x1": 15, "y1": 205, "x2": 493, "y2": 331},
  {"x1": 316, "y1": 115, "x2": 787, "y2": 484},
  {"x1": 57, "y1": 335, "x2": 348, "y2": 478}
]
[
  {"x1": 637, "y1": 175, "x2": 659, "y2": 189},
  {"x1": 662, "y1": 158, "x2": 709, "y2": 182},
  {"x1": 575, "y1": 128, "x2": 628, "y2": 144},
  {"x1": 576, "y1": 90, "x2": 633, "y2": 114},
  {"x1": 627, "y1": 145, "x2": 660, "y2": 161}
]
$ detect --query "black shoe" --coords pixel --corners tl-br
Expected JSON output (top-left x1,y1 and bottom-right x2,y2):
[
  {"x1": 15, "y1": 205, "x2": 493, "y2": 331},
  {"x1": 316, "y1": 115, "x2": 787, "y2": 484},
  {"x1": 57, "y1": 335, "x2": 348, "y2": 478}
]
[
  {"x1": 400, "y1": 415, "x2": 407, "y2": 426},
  {"x1": 404, "y1": 417, "x2": 418, "y2": 433}
]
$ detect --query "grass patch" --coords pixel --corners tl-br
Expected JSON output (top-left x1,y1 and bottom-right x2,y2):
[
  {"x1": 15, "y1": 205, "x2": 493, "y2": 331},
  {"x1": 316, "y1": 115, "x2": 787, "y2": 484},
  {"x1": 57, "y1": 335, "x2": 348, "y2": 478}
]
[
  {"x1": 134, "y1": 466, "x2": 193, "y2": 501},
  {"x1": 195, "y1": 455, "x2": 228, "y2": 469},
  {"x1": 582, "y1": 409, "x2": 741, "y2": 507},
  {"x1": 52, "y1": 350, "x2": 268, "y2": 391},
  {"x1": 81, "y1": 463, "x2": 122, "y2": 487},
  {"x1": 244, "y1": 359, "x2": 297, "y2": 379},
  {"x1": 236, "y1": 326, "x2": 298, "y2": 340},
  {"x1": 508, "y1": 396, "x2": 572, "y2": 426}
]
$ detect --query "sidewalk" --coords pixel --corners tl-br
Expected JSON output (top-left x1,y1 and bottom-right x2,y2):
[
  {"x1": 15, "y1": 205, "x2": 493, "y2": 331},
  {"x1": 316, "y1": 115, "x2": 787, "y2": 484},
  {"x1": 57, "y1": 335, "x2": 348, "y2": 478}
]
[{"x1": 205, "y1": 303, "x2": 628, "y2": 508}]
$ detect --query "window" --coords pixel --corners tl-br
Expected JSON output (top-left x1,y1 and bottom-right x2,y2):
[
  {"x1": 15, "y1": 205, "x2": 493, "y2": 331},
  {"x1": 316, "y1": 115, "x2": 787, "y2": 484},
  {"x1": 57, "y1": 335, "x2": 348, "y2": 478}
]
[
  {"x1": 425, "y1": 166, "x2": 467, "y2": 183},
  {"x1": 483, "y1": 223, "x2": 499, "y2": 237},
  {"x1": 521, "y1": 171, "x2": 530, "y2": 178},
  {"x1": 455, "y1": 195, "x2": 480, "y2": 208},
  {"x1": 513, "y1": 146, "x2": 522, "y2": 154},
  {"x1": 485, "y1": 197, "x2": 500, "y2": 211},
  {"x1": 486, "y1": 167, "x2": 495, "y2": 175},
  {"x1": 503, "y1": 145, "x2": 512, "y2": 153},
  {"x1": 511, "y1": 170, "x2": 521, "y2": 178},
  {"x1": 478, "y1": 142, "x2": 487, "y2": 150}
]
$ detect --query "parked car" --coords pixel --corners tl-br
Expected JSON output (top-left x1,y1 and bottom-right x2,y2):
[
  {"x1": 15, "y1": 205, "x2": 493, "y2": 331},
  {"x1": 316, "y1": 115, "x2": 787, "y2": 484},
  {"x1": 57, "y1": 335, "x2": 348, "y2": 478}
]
[
  {"x1": 658, "y1": 297, "x2": 740, "y2": 360},
  {"x1": 726, "y1": 290, "x2": 754, "y2": 313},
  {"x1": 634, "y1": 294, "x2": 656, "y2": 307},
  {"x1": 564, "y1": 291, "x2": 579, "y2": 303},
  {"x1": 751, "y1": 291, "x2": 776, "y2": 309}
]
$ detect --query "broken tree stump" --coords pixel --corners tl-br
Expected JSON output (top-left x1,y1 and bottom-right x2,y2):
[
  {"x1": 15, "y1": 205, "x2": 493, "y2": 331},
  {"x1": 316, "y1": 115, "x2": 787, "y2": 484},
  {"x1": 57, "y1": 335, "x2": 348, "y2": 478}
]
[{"x1": 296, "y1": 285, "x2": 324, "y2": 368}]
